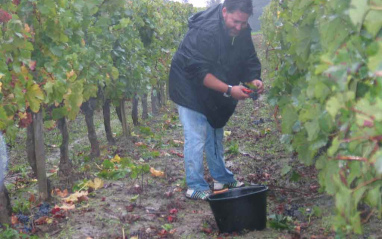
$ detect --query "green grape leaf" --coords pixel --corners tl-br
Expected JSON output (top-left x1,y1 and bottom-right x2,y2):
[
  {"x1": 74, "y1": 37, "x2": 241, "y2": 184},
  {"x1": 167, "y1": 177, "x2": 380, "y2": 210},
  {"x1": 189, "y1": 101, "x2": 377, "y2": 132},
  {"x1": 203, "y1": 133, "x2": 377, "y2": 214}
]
[
  {"x1": 364, "y1": 10, "x2": 382, "y2": 38},
  {"x1": 349, "y1": 0, "x2": 368, "y2": 27},
  {"x1": 328, "y1": 136, "x2": 340, "y2": 156},
  {"x1": 305, "y1": 120, "x2": 320, "y2": 141},
  {"x1": 368, "y1": 41, "x2": 382, "y2": 73},
  {"x1": 326, "y1": 96, "x2": 342, "y2": 119},
  {"x1": 365, "y1": 186, "x2": 382, "y2": 208},
  {"x1": 281, "y1": 105, "x2": 298, "y2": 134},
  {"x1": 281, "y1": 165, "x2": 292, "y2": 176}
]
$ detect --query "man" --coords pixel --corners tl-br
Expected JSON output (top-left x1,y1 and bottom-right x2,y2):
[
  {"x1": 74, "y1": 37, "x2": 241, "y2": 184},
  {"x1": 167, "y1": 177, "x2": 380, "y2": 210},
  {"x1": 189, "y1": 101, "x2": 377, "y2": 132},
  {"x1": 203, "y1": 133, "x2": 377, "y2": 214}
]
[{"x1": 169, "y1": 0, "x2": 263, "y2": 200}]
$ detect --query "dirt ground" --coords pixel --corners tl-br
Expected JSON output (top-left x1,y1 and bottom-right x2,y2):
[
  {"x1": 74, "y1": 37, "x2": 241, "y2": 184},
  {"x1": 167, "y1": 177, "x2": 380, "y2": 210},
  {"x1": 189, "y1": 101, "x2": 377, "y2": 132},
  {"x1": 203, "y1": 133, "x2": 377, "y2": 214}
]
[{"x1": 3, "y1": 35, "x2": 382, "y2": 239}]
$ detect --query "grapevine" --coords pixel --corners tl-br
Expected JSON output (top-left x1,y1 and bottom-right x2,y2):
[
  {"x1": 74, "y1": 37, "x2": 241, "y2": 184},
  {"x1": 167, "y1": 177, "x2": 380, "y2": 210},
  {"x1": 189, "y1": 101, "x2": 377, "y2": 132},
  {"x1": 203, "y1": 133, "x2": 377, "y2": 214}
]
[{"x1": 262, "y1": 0, "x2": 382, "y2": 234}]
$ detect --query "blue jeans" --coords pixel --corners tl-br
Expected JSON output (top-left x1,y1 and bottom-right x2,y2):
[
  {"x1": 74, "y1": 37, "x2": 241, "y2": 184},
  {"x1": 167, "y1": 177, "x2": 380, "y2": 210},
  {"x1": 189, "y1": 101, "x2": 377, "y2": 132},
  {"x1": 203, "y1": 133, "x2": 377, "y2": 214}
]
[{"x1": 177, "y1": 105, "x2": 235, "y2": 191}]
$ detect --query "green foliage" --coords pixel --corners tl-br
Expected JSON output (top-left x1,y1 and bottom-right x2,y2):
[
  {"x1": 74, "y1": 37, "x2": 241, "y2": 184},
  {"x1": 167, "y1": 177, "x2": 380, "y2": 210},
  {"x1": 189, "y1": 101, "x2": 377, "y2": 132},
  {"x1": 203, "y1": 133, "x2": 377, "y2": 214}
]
[
  {"x1": 227, "y1": 142, "x2": 239, "y2": 155},
  {"x1": 0, "y1": 224, "x2": 31, "y2": 239},
  {"x1": 12, "y1": 198, "x2": 31, "y2": 214},
  {"x1": 262, "y1": 0, "x2": 382, "y2": 234},
  {"x1": 0, "y1": 0, "x2": 195, "y2": 138},
  {"x1": 97, "y1": 157, "x2": 150, "y2": 180},
  {"x1": 268, "y1": 214, "x2": 293, "y2": 230}
]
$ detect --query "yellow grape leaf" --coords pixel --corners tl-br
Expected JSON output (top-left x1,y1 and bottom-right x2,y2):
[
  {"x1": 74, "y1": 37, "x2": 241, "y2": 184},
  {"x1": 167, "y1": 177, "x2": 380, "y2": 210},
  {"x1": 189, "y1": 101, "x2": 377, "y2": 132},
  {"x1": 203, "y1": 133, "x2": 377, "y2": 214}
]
[
  {"x1": 224, "y1": 131, "x2": 231, "y2": 137},
  {"x1": 150, "y1": 167, "x2": 165, "y2": 177},
  {"x1": 25, "y1": 83, "x2": 44, "y2": 113},
  {"x1": 54, "y1": 188, "x2": 69, "y2": 198},
  {"x1": 18, "y1": 112, "x2": 27, "y2": 119},
  {"x1": 111, "y1": 154, "x2": 121, "y2": 163},
  {"x1": 59, "y1": 203, "x2": 75, "y2": 211},
  {"x1": 64, "y1": 191, "x2": 88, "y2": 203},
  {"x1": 93, "y1": 178, "x2": 104, "y2": 190},
  {"x1": 85, "y1": 178, "x2": 104, "y2": 190}
]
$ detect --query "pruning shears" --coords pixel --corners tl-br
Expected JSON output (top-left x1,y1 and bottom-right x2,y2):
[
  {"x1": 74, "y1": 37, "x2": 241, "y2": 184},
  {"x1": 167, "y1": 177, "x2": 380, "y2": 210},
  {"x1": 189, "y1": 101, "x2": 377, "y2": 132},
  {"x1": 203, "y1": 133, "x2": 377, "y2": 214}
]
[{"x1": 242, "y1": 85, "x2": 258, "y2": 100}]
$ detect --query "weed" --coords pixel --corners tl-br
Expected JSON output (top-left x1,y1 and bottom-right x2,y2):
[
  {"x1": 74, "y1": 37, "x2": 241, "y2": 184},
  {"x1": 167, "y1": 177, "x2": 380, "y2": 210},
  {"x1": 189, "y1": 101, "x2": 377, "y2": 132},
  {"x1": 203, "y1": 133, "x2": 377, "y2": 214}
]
[
  {"x1": 12, "y1": 198, "x2": 31, "y2": 214},
  {"x1": 9, "y1": 163, "x2": 29, "y2": 176},
  {"x1": 268, "y1": 214, "x2": 294, "y2": 230},
  {"x1": 161, "y1": 223, "x2": 173, "y2": 231},
  {"x1": 227, "y1": 142, "x2": 239, "y2": 155},
  {"x1": 0, "y1": 224, "x2": 30, "y2": 239}
]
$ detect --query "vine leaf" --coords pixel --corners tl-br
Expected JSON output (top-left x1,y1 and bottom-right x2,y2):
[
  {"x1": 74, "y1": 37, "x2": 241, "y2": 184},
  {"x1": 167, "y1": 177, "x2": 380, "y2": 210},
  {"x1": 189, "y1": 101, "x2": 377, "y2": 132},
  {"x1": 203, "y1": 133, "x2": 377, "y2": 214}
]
[
  {"x1": 349, "y1": 0, "x2": 368, "y2": 28},
  {"x1": 25, "y1": 83, "x2": 44, "y2": 113}
]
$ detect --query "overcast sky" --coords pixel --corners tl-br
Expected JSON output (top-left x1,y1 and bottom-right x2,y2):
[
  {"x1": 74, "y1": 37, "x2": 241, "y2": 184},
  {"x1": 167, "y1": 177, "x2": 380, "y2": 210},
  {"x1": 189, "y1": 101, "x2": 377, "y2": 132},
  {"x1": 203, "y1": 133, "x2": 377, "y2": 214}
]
[
  {"x1": 187, "y1": 0, "x2": 207, "y2": 7},
  {"x1": 172, "y1": 0, "x2": 207, "y2": 8}
]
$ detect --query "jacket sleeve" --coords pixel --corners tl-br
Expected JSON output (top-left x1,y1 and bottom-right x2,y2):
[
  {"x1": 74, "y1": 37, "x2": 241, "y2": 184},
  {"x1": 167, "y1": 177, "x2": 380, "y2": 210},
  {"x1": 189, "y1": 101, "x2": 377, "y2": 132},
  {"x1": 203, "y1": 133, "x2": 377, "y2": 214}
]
[
  {"x1": 183, "y1": 28, "x2": 218, "y2": 86},
  {"x1": 241, "y1": 31, "x2": 262, "y2": 83}
]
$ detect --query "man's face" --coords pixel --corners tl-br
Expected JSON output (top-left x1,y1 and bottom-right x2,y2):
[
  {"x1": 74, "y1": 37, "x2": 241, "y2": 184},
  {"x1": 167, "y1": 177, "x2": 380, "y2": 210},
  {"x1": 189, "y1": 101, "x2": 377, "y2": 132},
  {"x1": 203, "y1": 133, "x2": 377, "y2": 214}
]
[{"x1": 222, "y1": 7, "x2": 249, "y2": 37}]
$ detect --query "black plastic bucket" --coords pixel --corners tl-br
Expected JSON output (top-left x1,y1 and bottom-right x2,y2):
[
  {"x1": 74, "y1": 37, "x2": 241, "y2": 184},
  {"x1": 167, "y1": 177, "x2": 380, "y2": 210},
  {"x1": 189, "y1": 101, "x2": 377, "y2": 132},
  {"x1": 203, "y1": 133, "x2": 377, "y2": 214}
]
[{"x1": 207, "y1": 185, "x2": 268, "y2": 233}]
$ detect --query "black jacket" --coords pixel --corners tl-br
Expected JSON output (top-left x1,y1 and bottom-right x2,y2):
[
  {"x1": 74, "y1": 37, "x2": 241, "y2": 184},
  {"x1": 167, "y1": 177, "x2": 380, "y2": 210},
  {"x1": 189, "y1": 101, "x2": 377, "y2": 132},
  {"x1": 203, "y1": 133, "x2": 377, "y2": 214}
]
[{"x1": 169, "y1": 4, "x2": 261, "y2": 128}]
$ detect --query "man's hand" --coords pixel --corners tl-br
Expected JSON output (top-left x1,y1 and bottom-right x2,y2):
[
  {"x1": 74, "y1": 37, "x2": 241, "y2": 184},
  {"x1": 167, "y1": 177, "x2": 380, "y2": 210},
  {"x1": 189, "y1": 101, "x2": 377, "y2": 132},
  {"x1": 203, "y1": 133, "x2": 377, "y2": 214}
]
[
  {"x1": 250, "y1": 79, "x2": 264, "y2": 94},
  {"x1": 231, "y1": 85, "x2": 250, "y2": 100}
]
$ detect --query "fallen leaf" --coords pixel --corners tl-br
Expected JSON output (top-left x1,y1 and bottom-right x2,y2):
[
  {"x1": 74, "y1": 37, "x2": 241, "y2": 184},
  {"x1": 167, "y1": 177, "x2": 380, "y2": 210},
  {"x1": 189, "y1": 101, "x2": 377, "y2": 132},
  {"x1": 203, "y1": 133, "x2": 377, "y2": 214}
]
[
  {"x1": 29, "y1": 194, "x2": 36, "y2": 203},
  {"x1": 63, "y1": 191, "x2": 88, "y2": 203},
  {"x1": 158, "y1": 229, "x2": 168, "y2": 237},
  {"x1": 164, "y1": 191, "x2": 173, "y2": 198},
  {"x1": 224, "y1": 131, "x2": 231, "y2": 137},
  {"x1": 51, "y1": 207, "x2": 60, "y2": 215},
  {"x1": 135, "y1": 142, "x2": 146, "y2": 147},
  {"x1": 201, "y1": 227, "x2": 213, "y2": 234},
  {"x1": 35, "y1": 216, "x2": 49, "y2": 225},
  {"x1": 11, "y1": 215, "x2": 18, "y2": 224},
  {"x1": 59, "y1": 203, "x2": 75, "y2": 211},
  {"x1": 111, "y1": 154, "x2": 121, "y2": 163},
  {"x1": 85, "y1": 178, "x2": 104, "y2": 190},
  {"x1": 167, "y1": 215, "x2": 176, "y2": 222},
  {"x1": 169, "y1": 208, "x2": 178, "y2": 214},
  {"x1": 169, "y1": 150, "x2": 184, "y2": 158},
  {"x1": 150, "y1": 167, "x2": 165, "y2": 177},
  {"x1": 126, "y1": 204, "x2": 135, "y2": 212},
  {"x1": 172, "y1": 139, "x2": 184, "y2": 145},
  {"x1": 55, "y1": 188, "x2": 69, "y2": 198},
  {"x1": 130, "y1": 236, "x2": 138, "y2": 239}
]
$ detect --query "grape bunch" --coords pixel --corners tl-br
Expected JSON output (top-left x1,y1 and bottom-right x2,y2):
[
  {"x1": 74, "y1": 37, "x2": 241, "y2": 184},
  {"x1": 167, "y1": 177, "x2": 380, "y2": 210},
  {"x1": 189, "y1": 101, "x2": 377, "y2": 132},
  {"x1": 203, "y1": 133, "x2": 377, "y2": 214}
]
[
  {"x1": 17, "y1": 213, "x2": 30, "y2": 224},
  {"x1": 17, "y1": 213, "x2": 32, "y2": 233},
  {"x1": 283, "y1": 203, "x2": 302, "y2": 217},
  {"x1": 34, "y1": 202, "x2": 51, "y2": 219}
]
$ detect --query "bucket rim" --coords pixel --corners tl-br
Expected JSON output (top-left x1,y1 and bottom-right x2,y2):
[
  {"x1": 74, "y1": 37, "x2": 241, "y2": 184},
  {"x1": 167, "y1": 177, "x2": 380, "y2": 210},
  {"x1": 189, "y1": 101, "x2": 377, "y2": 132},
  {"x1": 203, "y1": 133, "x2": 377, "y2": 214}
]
[{"x1": 207, "y1": 185, "x2": 268, "y2": 202}]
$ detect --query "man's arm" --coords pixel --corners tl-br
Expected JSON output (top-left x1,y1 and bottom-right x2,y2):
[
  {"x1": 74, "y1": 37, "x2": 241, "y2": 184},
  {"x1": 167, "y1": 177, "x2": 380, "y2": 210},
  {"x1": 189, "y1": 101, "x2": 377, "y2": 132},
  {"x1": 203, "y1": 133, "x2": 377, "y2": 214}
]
[{"x1": 203, "y1": 73, "x2": 249, "y2": 100}]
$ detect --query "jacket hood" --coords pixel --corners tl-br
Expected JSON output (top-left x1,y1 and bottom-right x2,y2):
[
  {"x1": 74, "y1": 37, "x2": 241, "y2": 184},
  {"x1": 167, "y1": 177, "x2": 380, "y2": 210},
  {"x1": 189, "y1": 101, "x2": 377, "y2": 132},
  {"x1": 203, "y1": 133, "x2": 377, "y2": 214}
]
[{"x1": 188, "y1": 4, "x2": 223, "y2": 30}]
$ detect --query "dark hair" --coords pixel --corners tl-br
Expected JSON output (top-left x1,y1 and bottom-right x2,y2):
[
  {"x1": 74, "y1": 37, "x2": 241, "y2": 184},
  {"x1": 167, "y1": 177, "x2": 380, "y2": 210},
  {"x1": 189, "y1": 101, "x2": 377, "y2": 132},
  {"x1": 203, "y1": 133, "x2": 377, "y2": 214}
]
[{"x1": 223, "y1": 0, "x2": 253, "y2": 15}]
